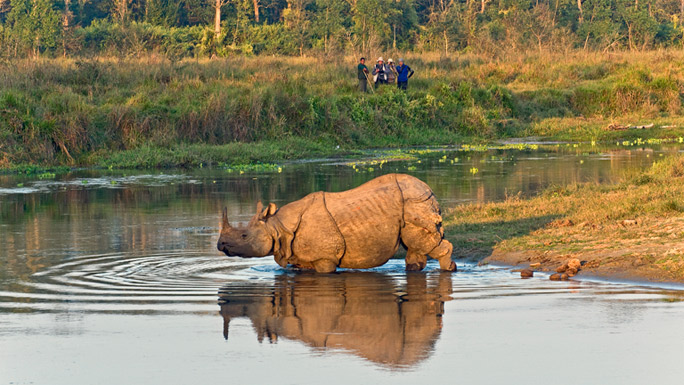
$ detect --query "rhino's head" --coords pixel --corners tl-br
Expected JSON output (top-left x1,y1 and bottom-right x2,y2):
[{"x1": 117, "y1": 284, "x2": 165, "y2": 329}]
[{"x1": 217, "y1": 202, "x2": 278, "y2": 258}]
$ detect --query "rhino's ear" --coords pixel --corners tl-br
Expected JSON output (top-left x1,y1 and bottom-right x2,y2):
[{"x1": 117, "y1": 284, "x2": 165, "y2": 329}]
[{"x1": 258, "y1": 203, "x2": 278, "y2": 221}]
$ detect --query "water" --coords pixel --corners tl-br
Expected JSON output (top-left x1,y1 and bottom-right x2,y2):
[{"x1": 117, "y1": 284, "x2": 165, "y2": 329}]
[{"x1": 1, "y1": 143, "x2": 684, "y2": 384}]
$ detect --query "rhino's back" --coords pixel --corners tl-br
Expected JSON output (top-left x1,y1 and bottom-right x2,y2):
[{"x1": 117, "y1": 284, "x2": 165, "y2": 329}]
[{"x1": 325, "y1": 174, "x2": 408, "y2": 268}]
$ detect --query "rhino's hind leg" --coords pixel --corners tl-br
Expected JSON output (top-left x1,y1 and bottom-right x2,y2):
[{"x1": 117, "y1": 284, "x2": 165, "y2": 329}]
[
  {"x1": 428, "y1": 239, "x2": 456, "y2": 272},
  {"x1": 313, "y1": 259, "x2": 337, "y2": 273},
  {"x1": 405, "y1": 249, "x2": 427, "y2": 271}
]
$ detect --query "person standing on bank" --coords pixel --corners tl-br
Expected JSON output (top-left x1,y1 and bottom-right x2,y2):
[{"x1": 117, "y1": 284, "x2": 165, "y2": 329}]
[
  {"x1": 395, "y1": 58, "x2": 414, "y2": 90},
  {"x1": 357, "y1": 57, "x2": 370, "y2": 92},
  {"x1": 372, "y1": 57, "x2": 389, "y2": 87},
  {"x1": 387, "y1": 58, "x2": 397, "y2": 84}
]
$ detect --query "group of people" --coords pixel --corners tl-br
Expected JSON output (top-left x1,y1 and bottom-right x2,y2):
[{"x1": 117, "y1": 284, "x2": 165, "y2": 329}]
[{"x1": 357, "y1": 57, "x2": 415, "y2": 92}]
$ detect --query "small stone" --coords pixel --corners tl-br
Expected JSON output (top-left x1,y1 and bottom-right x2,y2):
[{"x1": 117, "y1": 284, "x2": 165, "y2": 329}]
[
  {"x1": 530, "y1": 262, "x2": 541, "y2": 269},
  {"x1": 561, "y1": 274, "x2": 569, "y2": 280},
  {"x1": 565, "y1": 268, "x2": 578, "y2": 277},
  {"x1": 520, "y1": 269, "x2": 534, "y2": 278},
  {"x1": 550, "y1": 273, "x2": 562, "y2": 281},
  {"x1": 567, "y1": 258, "x2": 581, "y2": 270},
  {"x1": 556, "y1": 264, "x2": 569, "y2": 273}
]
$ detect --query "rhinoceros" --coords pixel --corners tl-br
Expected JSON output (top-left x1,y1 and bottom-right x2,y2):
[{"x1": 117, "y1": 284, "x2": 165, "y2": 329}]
[{"x1": 217, "y1": 173, "x2": 455, "y2": 273}]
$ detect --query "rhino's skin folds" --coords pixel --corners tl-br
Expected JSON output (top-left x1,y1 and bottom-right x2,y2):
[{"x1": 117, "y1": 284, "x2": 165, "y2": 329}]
[{"x1": 217, "y1": 174, "x2": 455, "y2": 273}]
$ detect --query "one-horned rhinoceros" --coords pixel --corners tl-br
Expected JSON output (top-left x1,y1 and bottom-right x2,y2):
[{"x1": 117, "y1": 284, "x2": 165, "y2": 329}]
[{"x1": 217, "y1": 173, "x2": 455, "y2": 273}]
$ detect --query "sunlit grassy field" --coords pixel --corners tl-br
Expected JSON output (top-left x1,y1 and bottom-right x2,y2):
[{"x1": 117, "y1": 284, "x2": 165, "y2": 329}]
[{"x1": 2, "y1": 50, "x2": 684, "y2": 169}]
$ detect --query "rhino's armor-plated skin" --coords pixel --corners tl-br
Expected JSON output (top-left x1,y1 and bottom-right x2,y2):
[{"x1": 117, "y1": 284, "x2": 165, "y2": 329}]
[{"x1": 218, "y1": 174, "x2": 454, "y2": 273}]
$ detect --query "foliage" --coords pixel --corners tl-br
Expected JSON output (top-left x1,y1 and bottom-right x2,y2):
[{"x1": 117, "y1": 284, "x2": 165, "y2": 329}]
[{"x1": 3, "y1": 1, "x2": 684, "y2": 57}]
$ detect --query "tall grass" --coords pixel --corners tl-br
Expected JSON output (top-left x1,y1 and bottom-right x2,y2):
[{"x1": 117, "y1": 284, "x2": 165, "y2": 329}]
[{"x1": 1, "y1": 50, "x2": 683, "y2": 167}]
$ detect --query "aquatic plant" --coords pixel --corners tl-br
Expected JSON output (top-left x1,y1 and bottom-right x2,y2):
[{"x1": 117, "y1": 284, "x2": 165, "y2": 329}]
[{"x1": 221, "y1": 163, "x2": 282, "y2": 173}]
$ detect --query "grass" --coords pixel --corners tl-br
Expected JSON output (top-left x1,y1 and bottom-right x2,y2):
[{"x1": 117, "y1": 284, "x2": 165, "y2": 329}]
[
  {"x1": 2, "y1": 50, "x2": 684, "y2": 170},
  {"x1": 89, "y1": 138, "x2": 349, "y2": 169},
  {"x1": 443, "y1": 153, "x2": 684, "y2": 282}
]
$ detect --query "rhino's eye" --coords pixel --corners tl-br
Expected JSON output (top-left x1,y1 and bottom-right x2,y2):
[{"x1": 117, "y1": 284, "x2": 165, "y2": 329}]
[{"x1": 241, "y1": 233, "x2": 247, "y2": 239}]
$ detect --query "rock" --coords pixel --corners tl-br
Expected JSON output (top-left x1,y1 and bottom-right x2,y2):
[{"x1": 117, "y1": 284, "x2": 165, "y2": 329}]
[
  {"x1": 520, "y1": 269, "x2": 534, "y2": 278},
  {"x1": 565, "y1": 268, "x2": 578, "y2": 277},
  {"x1": 550, "y1": 273, "x2": 570, "y2": 281},
  {"x1": 584, "y1": 260, "x2": 600, "y2": 269},
  {"x1": 556, "y1": 264, "x2": 569, "y2": 273},
  {"x1": 530, "y1": 262, "x2": 541, "y2": 269},
  {"x1": 567, "y1": 258, "x2": 581, "y2": 270}
]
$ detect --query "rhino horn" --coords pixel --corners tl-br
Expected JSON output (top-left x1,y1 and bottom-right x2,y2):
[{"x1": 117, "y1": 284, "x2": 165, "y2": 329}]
[{"x1": 221, "y1": 207, "x2": 231, "y2": 229}]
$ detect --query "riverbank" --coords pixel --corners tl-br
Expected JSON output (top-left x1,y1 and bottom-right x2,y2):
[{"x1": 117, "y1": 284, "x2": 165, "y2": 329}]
[
  {"x1": 3, "y1": 50, "x2": 684, "y2": 170},
  {"x1": 444, "y1": 153, "x2": 684, "y2": 283}
]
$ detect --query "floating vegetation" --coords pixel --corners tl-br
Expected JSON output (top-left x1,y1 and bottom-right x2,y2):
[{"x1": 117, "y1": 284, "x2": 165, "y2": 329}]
[
  {"x1": 220, "y1": 163, "x2": 282, "y2": 173},
  {"x1": 470, "y1": 167, "x2": 479, "y2": 174},
  {"x1": 36, "y1": 172, "x2": 56, "y2": 180},
  {"x1": 616, "y1": 137, "x2": 682, "y2": 147}
]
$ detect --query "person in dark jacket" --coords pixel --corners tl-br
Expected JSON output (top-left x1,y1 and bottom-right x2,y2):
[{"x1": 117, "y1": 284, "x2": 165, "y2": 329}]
[
  {"x1": 372, "y1": 57, "x2": 389, "y2": 87},
  {"x1": 395, "y1": 58, "x2": 414, "y2": 90},
  {"x1": 357, "y1": 57, "x2": 369, "y2": 92}
]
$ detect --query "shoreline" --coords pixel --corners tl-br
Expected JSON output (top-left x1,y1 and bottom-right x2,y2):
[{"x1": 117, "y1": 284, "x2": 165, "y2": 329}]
[
  {"x1": 483, "y1": 250, "x2": 684, "y2": 285},
  {"x1": 482, "y1": 261, "x2": 684, "y2": 290},
  {"x1": 2, "y1": 127, "x2": 683, "y2": 174},
  {"x1": 445, "y1": 153, "x2": 684, "y2": 284}
]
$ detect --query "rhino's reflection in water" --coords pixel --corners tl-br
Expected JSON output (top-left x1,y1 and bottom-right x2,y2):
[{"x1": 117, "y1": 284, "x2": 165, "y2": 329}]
[{"x1": 218, "y1": 272, "x2": 454, "y2": 367}]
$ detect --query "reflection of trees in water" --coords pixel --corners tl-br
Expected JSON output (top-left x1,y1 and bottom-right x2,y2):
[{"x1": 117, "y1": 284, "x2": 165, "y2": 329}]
[{"x1": 218, "y1": 272, "x2": 454, "y2": 368}]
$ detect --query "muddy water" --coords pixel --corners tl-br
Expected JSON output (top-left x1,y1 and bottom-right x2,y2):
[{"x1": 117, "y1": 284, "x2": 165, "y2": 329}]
[{"x1": 1, "y1": 144, "x2": 684, "y2": 384}]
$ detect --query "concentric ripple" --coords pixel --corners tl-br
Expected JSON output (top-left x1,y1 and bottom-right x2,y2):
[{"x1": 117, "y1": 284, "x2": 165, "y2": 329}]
[
  {"x1": 0, "y1": 251, "x2": 269, "y2": 314},
  {"x1": 2, "y1": 255, "x2": 682, "y2": 316}
]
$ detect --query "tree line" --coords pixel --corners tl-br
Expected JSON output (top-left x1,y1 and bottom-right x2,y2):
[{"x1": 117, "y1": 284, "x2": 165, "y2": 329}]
[{"x1": 2, "y1": 0, "x2": 684, "y2": 58}]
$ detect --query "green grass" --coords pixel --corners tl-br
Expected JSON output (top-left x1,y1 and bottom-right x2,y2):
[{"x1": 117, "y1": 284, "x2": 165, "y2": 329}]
[
  {"x1": 90, "y1": 138, "x2": 349, "y2": 169},
  {"x1": 2, "y1": 50, "x2": 684, "y2": 169}
]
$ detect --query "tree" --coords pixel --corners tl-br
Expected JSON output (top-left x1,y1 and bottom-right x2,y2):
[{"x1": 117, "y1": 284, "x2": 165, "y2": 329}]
[
  {"x1": 211, "y1": 0, "x2": 228, "y2": 37},
  {"x1": 112, "y1": 0, "x2": 131, "y2": 23},
  {"x1": 283, "y1": 0, "x2": 311, "y2": 55},
  {"x1": 311, "y1": 0, "x2": 347, "y2": 53},
  {"x1": 183, "y1": 0, "x2": 210, "y2": 25},
  {"x1": 6, "y1": 0, "x2": 61, "y2": 56},
  {"x1": 145, "y1": 0, "x2": 181, "y2": 27},
  {"x1": 350, "y1": 0, "x2": 399, "y2": 53}
]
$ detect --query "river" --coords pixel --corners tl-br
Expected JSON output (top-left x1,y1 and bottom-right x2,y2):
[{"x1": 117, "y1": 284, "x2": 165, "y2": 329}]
[{"x1": 1, "y1": 143, "x2": 683, "y2": 384}]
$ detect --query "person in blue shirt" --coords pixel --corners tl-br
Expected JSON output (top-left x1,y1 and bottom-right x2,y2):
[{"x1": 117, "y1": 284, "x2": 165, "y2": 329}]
[{"x1": 395, "y1": 58, "x2": 414, "y2": 90}]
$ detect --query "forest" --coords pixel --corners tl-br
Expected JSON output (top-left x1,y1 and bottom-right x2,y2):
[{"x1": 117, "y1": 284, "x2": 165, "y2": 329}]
[{"x1": 2, "y1": 0, "x2": 684, "y2": 58}]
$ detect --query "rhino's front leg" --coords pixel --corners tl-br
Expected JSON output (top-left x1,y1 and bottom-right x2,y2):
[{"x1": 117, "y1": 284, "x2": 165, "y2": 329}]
[
  {"x1": 429, "y1": 240, "x2": 456, "y2": 272},
  {"x1": 313, "y1": 259, "x2": 338, "y2": 273}
]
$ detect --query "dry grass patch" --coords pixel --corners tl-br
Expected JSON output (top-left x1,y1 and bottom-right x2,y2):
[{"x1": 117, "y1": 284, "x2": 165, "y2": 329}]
[{"x1": 444, "y1": 154, "x2": 684, "y2": 282}]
